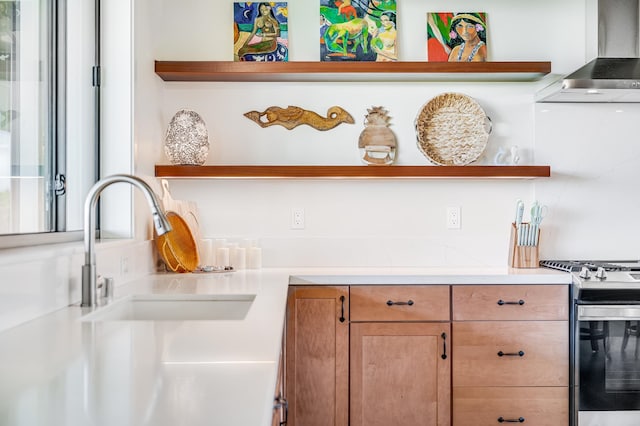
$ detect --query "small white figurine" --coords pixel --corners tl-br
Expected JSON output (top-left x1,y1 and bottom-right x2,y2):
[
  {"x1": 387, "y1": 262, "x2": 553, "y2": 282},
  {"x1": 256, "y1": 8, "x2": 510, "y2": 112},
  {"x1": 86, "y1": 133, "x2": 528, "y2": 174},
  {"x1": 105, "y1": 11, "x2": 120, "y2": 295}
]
[{"x1": 494, "y1": 145, "x2": 520, "y2": 165}]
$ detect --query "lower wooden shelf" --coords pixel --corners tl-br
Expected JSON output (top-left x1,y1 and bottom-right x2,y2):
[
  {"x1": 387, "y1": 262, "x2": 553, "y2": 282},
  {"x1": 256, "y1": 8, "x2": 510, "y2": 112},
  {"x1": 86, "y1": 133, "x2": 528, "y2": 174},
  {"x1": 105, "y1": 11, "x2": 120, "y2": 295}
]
[{"x1": 155, "y1": 165, "x2": 551, "y2": 179}]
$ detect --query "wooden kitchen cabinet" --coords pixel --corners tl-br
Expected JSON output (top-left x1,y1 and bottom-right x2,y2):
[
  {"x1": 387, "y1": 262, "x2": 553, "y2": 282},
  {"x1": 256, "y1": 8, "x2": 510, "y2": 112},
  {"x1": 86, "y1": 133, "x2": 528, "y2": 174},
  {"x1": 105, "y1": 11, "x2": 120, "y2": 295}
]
[
  {"x1": 286, "y1": 283, "x2": 569, "y2": 426},
  {"x1": 286, "y1": 285, "x2": 450, "y2": 426},
  {"x1": 350, "y1": 285, "x2": 450, "y2": 426},
  {"x1": 350, "y1": 322, "x2": 450, "y2": 426},
  {"x1": 285, "y1": 286, "x2": 349, "y2": 426},
  {"x1": 451, "y1": 285, "x2": 569, "y2": 426}
]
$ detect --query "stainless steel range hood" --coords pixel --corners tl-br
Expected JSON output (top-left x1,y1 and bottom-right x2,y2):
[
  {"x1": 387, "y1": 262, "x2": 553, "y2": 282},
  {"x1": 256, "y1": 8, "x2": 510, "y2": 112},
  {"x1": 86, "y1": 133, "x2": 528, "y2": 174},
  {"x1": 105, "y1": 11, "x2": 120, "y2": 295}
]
[{"x1": 538, "y1": 0, "x2": 640, "y2": 102}]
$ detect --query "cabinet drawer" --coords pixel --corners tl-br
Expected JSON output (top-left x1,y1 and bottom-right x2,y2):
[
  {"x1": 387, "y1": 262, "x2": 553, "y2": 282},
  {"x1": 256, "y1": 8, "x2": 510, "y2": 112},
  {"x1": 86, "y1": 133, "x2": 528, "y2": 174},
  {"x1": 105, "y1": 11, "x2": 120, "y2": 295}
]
[
  {"x1": 350, "y1": 285, "x2": 449, "y2": 322},
  {"x1": 452, "y1": 285, "x2": 568, "y2": 321},
  {"x1": 452, "y1": 321, "x2": 568, "y2": 387},
  {"x1": 453, "y1": 387, "x2": 568, "y2": 426}
]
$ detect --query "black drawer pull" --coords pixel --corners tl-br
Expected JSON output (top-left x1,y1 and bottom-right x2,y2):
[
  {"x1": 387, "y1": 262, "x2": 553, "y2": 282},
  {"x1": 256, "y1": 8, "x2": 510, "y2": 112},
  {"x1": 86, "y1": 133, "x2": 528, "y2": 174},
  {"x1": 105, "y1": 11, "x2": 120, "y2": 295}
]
[
  {"x1": 339, "y1": 295, "x2": 346, "y2": 323},
  {"x1": 497, "y1": 350, "x2": 525, "y2": 357},
  {"x1": 274, "y1": 394, "x2": 288, "y2": 425},
  {"x1": 386, "y1": 299, "x2": 414, "y2": 306},
  {"x1": 497, "y1": 299, "x2": 525, "y2": 306},
  {"x1": 498, "y1": 417, "x2": 525, "y2": 423},
  {"x1": 441, "y1": 332, "x2": 447, "y2": 360}
]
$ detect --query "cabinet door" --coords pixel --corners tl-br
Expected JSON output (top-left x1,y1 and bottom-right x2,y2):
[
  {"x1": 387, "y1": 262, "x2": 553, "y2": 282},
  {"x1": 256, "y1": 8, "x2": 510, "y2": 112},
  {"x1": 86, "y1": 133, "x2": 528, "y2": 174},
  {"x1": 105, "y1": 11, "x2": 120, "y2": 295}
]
[
  {"x1": 350, "y1": 322, "x2": 451, "y2": 426},
  {"x1": 286, "y1": 286, "x2": 349, "y2": 426},
  {"x1": 273, "y1": 333, "x2": 286, "y2": 426}
]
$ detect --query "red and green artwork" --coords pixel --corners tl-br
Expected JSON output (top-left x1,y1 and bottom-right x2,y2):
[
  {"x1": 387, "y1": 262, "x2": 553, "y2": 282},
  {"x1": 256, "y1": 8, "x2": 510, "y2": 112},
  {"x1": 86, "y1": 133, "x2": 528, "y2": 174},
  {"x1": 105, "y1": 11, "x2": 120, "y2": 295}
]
[
  {"x1": 427, "y1": 12, "x2": 487, "y2": 62},
  {"x1": 320, "y1": 0, "x2": 397, "y2": 62},
  {"x1": 234, "y1": 2, "x2": 288, "y2": 62}
]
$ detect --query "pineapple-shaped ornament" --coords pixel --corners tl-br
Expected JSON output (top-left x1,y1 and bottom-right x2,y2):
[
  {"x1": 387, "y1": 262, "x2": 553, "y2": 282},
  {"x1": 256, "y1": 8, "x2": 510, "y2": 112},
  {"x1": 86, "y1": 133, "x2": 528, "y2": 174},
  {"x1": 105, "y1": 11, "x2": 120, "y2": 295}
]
[{"x1": 358, "y1": 106, "x2": 397, "y2": 165}]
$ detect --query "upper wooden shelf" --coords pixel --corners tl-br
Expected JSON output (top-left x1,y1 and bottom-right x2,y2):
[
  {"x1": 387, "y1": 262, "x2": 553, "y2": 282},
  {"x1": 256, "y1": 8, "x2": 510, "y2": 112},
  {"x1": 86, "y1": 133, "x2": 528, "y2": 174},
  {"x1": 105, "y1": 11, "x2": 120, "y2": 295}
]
[
  {"x1": 154, "y1": 61, "x2": 552, "y2": 82},
  {"x1": 155, "y1": 165, "x2": 551, "y2": 179}
]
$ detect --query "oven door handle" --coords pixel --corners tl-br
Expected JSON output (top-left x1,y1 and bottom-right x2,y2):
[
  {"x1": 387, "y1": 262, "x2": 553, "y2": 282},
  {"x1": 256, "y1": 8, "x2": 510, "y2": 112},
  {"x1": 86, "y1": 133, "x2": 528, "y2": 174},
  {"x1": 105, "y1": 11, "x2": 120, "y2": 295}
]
[{"x1": 578, "y1": 304, "x2": 640, "y2": 321}]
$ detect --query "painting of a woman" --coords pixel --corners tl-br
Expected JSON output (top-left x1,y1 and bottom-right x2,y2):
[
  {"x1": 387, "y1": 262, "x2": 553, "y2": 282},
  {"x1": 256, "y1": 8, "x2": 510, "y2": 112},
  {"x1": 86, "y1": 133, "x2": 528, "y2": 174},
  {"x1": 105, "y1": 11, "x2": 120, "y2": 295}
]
[
  {"x1": 370, "y1": 12, "x2": 397, "y2": 61},
  {"x1": 447, "y1": 13, "x2": 487, "y2": 62},
  {"x1": 234, "y1": 2, "x2": 288, "y2": 61},
  {"x1": 426, "y1": 12, "x2": 487, "y2": 62}
]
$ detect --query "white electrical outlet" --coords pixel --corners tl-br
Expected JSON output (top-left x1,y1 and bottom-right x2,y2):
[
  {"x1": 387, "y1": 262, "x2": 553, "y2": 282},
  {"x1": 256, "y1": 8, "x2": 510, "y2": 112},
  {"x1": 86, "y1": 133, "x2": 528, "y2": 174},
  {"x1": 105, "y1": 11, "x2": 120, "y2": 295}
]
[
  {"x1": 447, "y1": 207, "x2": 461, "y2": 229},
  {"x1": 120, "y1": 256, "x2": 129, "y2": 275},
  {"x1": 291, "y1": 208, "x2": 305, "y2": 229}
]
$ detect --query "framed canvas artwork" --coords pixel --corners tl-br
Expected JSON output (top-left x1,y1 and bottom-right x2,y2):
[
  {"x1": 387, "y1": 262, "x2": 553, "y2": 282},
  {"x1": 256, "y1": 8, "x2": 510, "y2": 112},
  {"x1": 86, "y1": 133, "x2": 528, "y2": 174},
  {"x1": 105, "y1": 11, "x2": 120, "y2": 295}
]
[
  {"x1": 427, "y1": 12, "x2": 487, "y2": 62},
  {"x1": 320, "y1": 0, "x2": 397, "y2": 62},
  {"x1": 234, "y1": 2, "x2": 289, "y2": 61}
]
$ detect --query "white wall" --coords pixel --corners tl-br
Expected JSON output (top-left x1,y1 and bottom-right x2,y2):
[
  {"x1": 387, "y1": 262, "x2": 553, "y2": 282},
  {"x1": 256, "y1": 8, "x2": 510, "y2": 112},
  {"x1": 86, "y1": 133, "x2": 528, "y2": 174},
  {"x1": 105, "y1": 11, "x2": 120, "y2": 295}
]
[
  {"x1": 132, "y1": 0, "x2": 634, "y2": 267},
  {"x1": 1, "y1": 0, "x2": 633, "y2": 332},
  {"x1": 535, "y1": 103, "x2": 640, "y2": 260},
  {"x1": 154, "y1": 0, "x2": 586, "y2": 68}
]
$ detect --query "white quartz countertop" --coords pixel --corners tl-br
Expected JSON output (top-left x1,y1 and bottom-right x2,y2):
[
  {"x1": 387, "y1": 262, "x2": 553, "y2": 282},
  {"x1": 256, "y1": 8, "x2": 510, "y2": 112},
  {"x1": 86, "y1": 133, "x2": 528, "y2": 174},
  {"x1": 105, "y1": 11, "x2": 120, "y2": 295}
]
[
  {"x1": 0, "y1": 267, "x2": 570, "y2": 426},
  {"x1": 287, "y1": 266, "x2": 571, "y2": 285}
]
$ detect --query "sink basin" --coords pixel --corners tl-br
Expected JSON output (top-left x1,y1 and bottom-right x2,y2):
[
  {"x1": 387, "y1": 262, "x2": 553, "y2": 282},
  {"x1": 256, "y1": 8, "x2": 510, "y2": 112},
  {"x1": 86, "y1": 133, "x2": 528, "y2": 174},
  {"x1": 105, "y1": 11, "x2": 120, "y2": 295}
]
[{"x1": 80, "y1": 294, "x2": 255, "y2": 322}]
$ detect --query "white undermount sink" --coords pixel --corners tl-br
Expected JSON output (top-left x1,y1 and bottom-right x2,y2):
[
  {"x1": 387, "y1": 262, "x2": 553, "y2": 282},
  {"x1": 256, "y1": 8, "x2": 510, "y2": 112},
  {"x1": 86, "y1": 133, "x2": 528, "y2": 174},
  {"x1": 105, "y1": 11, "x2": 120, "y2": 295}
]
[{"x1": 80, "y1": 294, "x2": 256, "y2": 322}]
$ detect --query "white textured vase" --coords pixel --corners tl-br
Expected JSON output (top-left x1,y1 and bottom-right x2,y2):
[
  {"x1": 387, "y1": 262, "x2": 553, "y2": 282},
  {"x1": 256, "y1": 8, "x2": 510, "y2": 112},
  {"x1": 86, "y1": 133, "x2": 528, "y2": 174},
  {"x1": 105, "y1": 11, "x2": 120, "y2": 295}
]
[{"x1": 164, "y1": 109, "x2": 209, "y2": 165}]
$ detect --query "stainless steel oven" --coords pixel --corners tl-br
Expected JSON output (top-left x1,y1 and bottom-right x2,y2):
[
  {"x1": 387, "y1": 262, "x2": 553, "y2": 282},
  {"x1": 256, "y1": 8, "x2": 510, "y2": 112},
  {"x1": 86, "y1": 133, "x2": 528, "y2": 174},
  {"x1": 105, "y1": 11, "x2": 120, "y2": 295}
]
[
  {"x1": 543, "y1": 261, "x2": 640, "y2": 426},
  {"x1": 577, "y1": 304, "x2": 640, "y2": 426},
  {"x1": 541, "y1": 260, "x2": 640, "y2": 426}
]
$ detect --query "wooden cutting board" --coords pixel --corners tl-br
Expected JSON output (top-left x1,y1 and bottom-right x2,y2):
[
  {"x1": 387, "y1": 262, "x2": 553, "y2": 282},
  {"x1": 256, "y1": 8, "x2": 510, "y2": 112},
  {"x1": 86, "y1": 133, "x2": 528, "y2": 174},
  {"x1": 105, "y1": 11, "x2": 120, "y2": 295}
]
[{"x1": 160, "y1": 179, "x2": 203, "y2": 259}]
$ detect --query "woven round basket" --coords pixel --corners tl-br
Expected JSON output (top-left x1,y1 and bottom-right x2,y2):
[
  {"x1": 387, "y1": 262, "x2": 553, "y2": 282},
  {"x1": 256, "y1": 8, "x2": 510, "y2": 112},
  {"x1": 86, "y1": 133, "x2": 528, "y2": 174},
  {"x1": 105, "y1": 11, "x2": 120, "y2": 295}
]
[{"x1": 415, "y1": 93, "x2": 491, "y2": 166}]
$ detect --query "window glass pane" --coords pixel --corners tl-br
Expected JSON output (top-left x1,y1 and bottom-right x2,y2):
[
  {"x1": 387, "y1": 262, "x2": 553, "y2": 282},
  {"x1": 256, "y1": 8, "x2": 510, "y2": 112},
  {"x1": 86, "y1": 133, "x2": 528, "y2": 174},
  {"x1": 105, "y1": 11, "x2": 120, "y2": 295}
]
[{"x1": 0, "y1": 0, "x2": 50, "y2": 235}]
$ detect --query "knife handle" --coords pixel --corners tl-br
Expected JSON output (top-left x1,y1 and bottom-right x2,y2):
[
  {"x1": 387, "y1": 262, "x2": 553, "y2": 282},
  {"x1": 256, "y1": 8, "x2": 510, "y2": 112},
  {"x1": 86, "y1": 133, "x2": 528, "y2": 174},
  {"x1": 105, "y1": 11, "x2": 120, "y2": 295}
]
[{"x1": 515, "y1": 200, "x2": 524, "y2": 225}]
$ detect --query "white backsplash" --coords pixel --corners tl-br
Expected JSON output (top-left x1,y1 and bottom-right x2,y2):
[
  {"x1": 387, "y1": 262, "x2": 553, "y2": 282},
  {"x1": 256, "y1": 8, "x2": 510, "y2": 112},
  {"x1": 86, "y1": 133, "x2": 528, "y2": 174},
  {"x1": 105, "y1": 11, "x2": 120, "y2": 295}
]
[{"x1": 0, "y1": 240, "x2": 156, "y2": 333}]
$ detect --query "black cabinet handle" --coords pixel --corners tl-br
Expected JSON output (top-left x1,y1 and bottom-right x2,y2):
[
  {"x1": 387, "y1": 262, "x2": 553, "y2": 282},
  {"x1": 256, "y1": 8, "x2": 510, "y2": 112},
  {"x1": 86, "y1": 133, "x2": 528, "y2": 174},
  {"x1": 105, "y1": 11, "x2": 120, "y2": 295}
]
[
  {"x1": 339, "y1": 295, "x2": 345, "y2": 323},
  {"x1": 497, "y1": 350, "x2": 525, "y2": 357},
  {"x1": 441, "y1": 332, "x2": 447, "y2": 359},
  {"x1": 386, "y1": 299, "x2": 414, "y2": 306},
  {"x1": 498, "y1": 417, "x2": 525, "y2": 423},
  {"x1": 274, "y1": 395, "x2": 288, "y2": 425},
  {"x1": 497, "y1": 299, "x2": 525, "y2": 306}
]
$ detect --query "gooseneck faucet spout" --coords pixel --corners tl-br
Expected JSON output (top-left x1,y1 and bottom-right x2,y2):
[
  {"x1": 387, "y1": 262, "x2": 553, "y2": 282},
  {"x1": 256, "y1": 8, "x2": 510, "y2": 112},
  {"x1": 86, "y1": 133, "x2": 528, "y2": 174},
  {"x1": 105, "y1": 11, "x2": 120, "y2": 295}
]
[{"x1": 81, "y1": 174, "x2": 172, "y2": 307}]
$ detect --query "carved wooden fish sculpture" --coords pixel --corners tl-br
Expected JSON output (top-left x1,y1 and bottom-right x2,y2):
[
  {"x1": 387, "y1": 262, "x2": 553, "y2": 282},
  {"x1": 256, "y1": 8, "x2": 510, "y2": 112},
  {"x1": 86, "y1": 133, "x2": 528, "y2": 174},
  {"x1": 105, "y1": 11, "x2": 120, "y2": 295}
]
[{"x1": 244, "y1": 105, "x2": 355, "y2": 131}]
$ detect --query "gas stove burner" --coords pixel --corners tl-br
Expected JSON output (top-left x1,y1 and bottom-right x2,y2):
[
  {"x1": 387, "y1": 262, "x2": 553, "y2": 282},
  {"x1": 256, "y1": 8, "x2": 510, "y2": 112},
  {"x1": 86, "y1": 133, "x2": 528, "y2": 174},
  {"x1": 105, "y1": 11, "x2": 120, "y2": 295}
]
[
  {"x1": 539, "y1": 259, "x2": 640, "y2": 273},
  {"x1": 539, "y1": 260, "x2": 586, "y2": 272}
]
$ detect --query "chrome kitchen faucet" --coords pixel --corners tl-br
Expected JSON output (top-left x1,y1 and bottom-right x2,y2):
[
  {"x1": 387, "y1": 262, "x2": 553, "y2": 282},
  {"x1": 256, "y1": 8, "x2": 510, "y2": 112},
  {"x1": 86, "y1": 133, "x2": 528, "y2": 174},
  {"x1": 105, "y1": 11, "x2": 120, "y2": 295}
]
[{"x1": 81, "y1": 174, "x2": 172, "y2": 307}]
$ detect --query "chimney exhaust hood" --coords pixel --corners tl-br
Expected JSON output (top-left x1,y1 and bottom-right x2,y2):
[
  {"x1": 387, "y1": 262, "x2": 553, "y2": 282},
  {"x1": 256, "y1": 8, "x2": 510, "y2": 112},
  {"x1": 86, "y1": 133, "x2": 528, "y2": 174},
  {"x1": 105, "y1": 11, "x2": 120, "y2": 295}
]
[{"x1": 537, "y1": 0, "x2": 640, "y2": 102}]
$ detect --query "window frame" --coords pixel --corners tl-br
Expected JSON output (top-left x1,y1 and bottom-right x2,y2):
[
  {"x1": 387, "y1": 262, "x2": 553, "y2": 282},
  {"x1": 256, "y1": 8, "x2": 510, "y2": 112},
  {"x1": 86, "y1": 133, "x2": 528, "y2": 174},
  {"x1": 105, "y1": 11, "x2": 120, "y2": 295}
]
[{"x1": 0, "y1": 0, "x2": 99, "y2": 249}]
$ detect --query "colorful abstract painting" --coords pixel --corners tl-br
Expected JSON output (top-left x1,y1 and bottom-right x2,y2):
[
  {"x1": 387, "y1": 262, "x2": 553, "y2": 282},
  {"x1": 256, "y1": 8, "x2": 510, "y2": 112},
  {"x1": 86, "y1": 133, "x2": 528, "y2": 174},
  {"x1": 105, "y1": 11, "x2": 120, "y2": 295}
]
[
  {"x1": 320, "y1": 0, "x2": 397, "y2": 62},
  {"x1": 234, "y1": 2, "x2": 288, "y2": 61},
  {"x1": 427, "y1": 12, "x2": 487, "y2": 62}
]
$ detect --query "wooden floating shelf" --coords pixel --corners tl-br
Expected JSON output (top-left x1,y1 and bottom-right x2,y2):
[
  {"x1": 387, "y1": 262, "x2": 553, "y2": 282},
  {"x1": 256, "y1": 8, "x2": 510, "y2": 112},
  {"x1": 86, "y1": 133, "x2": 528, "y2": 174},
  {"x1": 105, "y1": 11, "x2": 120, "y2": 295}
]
[
  {"x1": 154, "y1": 61, "x2": 552, "y2": 82},
  {"x1": 155, "y1": 165, "x2": 551, "y2": 179}
]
